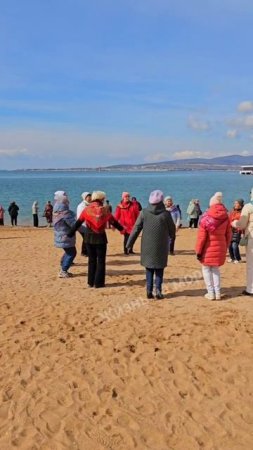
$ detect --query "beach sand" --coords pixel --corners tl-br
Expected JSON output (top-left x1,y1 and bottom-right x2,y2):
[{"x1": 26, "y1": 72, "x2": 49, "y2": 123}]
[{"x1": 0, "y1": 226, "x2": 253, "y2": 450}]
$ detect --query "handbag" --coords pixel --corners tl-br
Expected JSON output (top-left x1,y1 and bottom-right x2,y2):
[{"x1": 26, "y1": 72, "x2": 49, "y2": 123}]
[{"x1": 239, "y1": 235, "x2": 248, "y2": 246}]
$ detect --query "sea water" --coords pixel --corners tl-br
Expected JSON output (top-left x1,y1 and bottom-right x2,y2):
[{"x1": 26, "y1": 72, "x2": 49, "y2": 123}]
[{"x1": 0, "y1": 170, "x2": 252, "y2": 225}]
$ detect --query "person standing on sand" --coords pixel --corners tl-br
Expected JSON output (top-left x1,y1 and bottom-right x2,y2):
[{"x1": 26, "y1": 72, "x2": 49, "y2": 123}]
[
  {"x1": 68, "y1": 191, "x2": 124, "y2": 288},
  {"x1": 105, "y1": 200, "x2": 112, "y2": 228},
  {"x1": 115, "y1": 192, "x2": 140, "y2": 254},
  {"x1": 76, "y1": 192, "x2": 92, "y2": 256},
  {"x1": 164, "y1": 196, "x2": 181, "y2": 255},
  {"x1": 8, "y1": 201, "x2": 19, "y2": 226},
  {"x1": 32, "y1": 201, "x2": 39, "y2": 227},
  {"x1": 44, "y1": 201, "x2": 53, "y2": 227},
  {"x1": 187, "y1": 199, "x2": 202, "y2": 228},
  {"x1": 0, "y1": 205, "x2": 5, "y2": 225},
  {"x1": 228, "y1": 199, "x2": 244, "y2": 263},
  {"x1": 232, "y1": 188, "x2": 253, "y2": 296},
  {"x1": 53, "y1": 191, "x2": 77, "y2": 278},
  {"x1": 195, "y1": 192, "x2": 231, "y2": 300},
  {"x1": 131, "y1": 196, "x2": 142, "y2": 211},
  {"x1": 126, "y1": 190, "x2": 176, "y2": 300}
]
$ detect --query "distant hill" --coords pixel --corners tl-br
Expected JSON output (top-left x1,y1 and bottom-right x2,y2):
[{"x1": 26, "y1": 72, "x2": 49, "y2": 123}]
[{"x1": 105, "y1": 155, "x2": 253, "y2": 169}]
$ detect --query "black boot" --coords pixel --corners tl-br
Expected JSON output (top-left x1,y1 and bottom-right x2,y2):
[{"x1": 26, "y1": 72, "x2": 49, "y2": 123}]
[{"x1": 147, "y1": 292, "x2": 154, "y2": 299}]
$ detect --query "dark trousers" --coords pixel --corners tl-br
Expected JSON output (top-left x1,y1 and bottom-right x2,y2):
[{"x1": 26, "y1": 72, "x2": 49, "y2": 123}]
[
  {"x1": 146, "y1": 268, "x2": 164, "y2": 293},
  {"x1": 189, "y1": 218, "x2": 198, "y2": 228},
  {"x1": 229, "y1": 241, "x2": 241, "y2": 261},
  {"x1": 11, "y1": 216, "x2": 17, "y2": 226},
  {"x1": 79, "y1": 231, "x2": 88, "y2": 256},
  {"x1": 86, "y1": 243, "x2": 107, "y2": 288},
  {"x1": 169, "y1": 237, "x2": 176, "y2": 254},
  {"x1": 0, "y1": 219, "x2": 4, "y2": 225},
  {"x1": 124, "y1": 233, "x2": 134, "y2": 254},
  {"x1": 33, "y1": 214, "x2": 39, "y2": 227}
]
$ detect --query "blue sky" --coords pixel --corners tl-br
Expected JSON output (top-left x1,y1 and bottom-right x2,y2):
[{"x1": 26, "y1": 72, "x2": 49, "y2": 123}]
[{"x1": 1, "y1": 0, "x2": 253, "y2": 168}]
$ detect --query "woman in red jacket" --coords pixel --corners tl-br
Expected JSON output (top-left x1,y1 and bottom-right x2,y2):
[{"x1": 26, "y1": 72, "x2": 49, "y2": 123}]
[
  {"x1": 195, "y1": 192, "x2": 231, "y2": 300},
  {"x1": 115, "y1": 192, "x2": 140, "y2": 254}
]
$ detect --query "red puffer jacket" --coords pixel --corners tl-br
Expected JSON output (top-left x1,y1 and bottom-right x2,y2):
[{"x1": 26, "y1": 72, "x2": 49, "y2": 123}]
[
  {"x1": 114, "y1": 201, "x2": 140, "y2": 234},
  {"x1": 195, "y1": 204, "x2": 231, "y2": 266}
]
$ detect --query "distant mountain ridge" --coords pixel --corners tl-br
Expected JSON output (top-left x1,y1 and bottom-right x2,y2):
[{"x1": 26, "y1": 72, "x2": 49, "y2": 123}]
[{"x1": 105, "y1": 155, "x2": 253, "y2": 169}]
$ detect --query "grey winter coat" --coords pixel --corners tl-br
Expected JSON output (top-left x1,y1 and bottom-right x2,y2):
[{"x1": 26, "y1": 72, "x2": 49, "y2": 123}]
[
  {"x1": 53, "y1": 202, "x2": 76, "y2": 248},
  {"x1": 126, "y1": 201, "x2": 176, "y2": 269}
]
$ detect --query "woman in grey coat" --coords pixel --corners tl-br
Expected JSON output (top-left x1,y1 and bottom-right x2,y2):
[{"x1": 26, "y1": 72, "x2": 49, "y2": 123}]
[{"x1": 126, "y1": 190, "x2": 175, "y2": 299}]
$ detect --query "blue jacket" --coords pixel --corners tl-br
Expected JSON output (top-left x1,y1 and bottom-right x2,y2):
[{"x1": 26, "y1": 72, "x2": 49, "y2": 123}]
[{"x1": 53, "y1": 202, "x2": 76, "y2": 248}]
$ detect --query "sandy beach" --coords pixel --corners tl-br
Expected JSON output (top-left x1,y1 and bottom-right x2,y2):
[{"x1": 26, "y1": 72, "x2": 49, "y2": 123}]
[{"x1": 1, "y1": 226, "x2": 253, "y2": 450}]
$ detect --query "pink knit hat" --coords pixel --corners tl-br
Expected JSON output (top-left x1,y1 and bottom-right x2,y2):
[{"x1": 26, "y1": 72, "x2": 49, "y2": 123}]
[
  {"x1": 209, "y1": 192, "x2": 223, "y2": 206},
  {"x1": 122, "y1": 192, "x2": 130, "y2": 199},
  {"x1": 149, "y1": 190, "x2": 164, "y2": 205}
]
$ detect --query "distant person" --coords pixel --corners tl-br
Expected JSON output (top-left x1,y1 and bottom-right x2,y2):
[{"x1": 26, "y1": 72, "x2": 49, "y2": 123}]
[
  {"x1": 164, "y1": 196, "x2": 181, "y2": 255},
  {"x1": 228, "y1": 199, "x2": 244, "y2": 263},
  {"x1": 105, "y1": 200, "x2": 113, "y2": 229},
  {"x1": 232, "y1": 188, "x2": 253, "y2": 296},
  {"x1": 105, "y1": 199, "x2": 112, "y2": 213},
  {"x1": 131, "y1": 196, "x2": 142, "y2": 211},
  {"x1": 176, "y1": 204, "x2": 183, "y2": 228},
  {"x1": 115, "y1": 192, "x2": 140, "y2": 254},
  {"x1": 196, "y1": 192, "x2": 231, "y2": 300},
  {"x1": 187, "y1": 199, "x2": 202, "y2": 228},
  {"x1": 32, "y1": 201, "x2": 39, "y2": 227},
  {"x1": 43, "y1": 201, "x2": 53, "y2": 227},
  {"x1": 53, "y1": 191, "x2": 77, "y2": 278},
  {"x1": 126, "y1": 190, "x2": 175, "y2": 299},
  {"x1": 8, "y1": 201, "x2": 19, "y2": 226},
  {"x1": 68, "y1": 191, "x2": 124, "y2": 288},
  {"x1": 0, "y1": 205, "x2": 5, "y2": 225},
  {"x1": 77, "y1": 192, "x2": 91, "y2": 256}
]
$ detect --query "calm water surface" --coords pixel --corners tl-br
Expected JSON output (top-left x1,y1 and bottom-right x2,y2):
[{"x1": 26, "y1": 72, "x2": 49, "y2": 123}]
[{"x1": 0, "y1": 170, "x2": 252, "y2": 225}]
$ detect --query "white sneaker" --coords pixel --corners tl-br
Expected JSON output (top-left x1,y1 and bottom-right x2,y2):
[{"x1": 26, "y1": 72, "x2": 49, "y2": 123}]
[
  {"x1": 234, "y1": 260, "x2": 240, "y2": 264},
  {"x1": 215, "y1": 293, "x2": 221, "y2": 300},
  {"x1": 59, "y1": 270, "x2": 73, "y2": 278},
  {"x1": 227, "y1": 258, "x2": 233, "y2": 263},
  {"x1": 204, "y1": 293, "x2": 215, "y2": 300}
]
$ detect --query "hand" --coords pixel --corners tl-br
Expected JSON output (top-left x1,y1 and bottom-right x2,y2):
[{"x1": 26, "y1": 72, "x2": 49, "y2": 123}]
[{"x1": 196, "y1": 253, "x2": 202, "y2": 261}]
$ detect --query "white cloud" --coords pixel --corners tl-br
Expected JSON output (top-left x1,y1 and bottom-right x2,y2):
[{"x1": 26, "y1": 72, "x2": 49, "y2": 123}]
[
  {"x1": 0, "y1": 148, "x2": 29, "y2": 157},
  {"x1": 172, "y1": 150, "x2": 210, "y2": 159},
  {"x1": 227, "y1": 115, "x2": 253, "y2": 129},
  {"x1": 226, "y1": 129, "x2": 239, "y2": 139},
  {"x1": 238, "y1": 101, "x2": 253, "y2": 113},
  {"x1": 240, "y1": 150, "x2": 251, "y2": 156},
  {"x1": 188, "y1": 115, "x2": 210, "y2": 131},
  {"x1": 144, "y1": 153, "x2": 169, "y2": 162}
]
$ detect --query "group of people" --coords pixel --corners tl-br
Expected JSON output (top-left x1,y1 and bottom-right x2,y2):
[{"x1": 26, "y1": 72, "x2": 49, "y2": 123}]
[
  {"x1": 0, "y1": 202, "x2": 20, "y2": 226},
  {"x1": 0, "y1": 201, "x2": 54, "y2": 227},
  {"x1": 52, "y1": 187, "x2": 253, "y2": 300}
]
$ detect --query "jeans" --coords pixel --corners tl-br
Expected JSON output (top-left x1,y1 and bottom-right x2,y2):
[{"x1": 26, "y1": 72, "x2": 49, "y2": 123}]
[
  {"x1": 86, "y1": 243, "x2": 107, "y2": 288},
  {"x1": 61, "y1": 247, "x2": 77, "y2": 272},
  {"x1": 146, "y1": 268, "x2": 164, "y2": 293},
  {"x1": 229, "y1": 241, "x2": 241, "y2": 261},
  {"x1": 202, "y1": 265, "x2": 220, "y2": 295}
]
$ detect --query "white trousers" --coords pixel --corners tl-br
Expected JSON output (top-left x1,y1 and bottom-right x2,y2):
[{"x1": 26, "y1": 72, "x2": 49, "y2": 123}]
[
  {"x1": 202, "y1": 265, "x2": 221, "y2": 295},
  {"x1": 246, "y1": 237, "x2": 253, "y2": 293}
]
